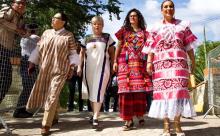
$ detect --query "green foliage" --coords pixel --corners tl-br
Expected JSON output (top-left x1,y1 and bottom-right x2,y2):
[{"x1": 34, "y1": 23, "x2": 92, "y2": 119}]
[
  {"x1": 195, "y1": 41, "x2": 220, "y2": 83},
  {"x1": 0, "y1": 0, "x2": 122, "y2": 39}
]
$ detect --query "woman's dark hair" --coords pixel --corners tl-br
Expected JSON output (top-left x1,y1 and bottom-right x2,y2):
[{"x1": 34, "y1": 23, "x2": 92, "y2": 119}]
[
  {"x1": 123, "y1": 8, "x2": 146, "y2": 31},
  {"x1": 161, "y1": 0, "x2": 175, "y2": 10},
  {"x1": 59, "y1": 12, "x2": 68, "y2": 28}
]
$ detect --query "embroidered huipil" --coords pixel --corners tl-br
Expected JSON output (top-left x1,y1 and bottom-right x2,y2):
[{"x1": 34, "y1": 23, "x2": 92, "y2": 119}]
[
  {"x1": 142, "y1": 19, "x2": 197, "y2": 119},
  {"x1": 115, "y1": 28, "x2": 152, "y2": 94}
]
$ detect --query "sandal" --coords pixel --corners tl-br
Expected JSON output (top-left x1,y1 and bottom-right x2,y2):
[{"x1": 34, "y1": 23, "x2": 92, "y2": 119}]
[
  {"x1": 162, "y1": 119, "x2": 170, "y2": 136},
  {"x1": 41, "y1": 126, "x2": 50, "y2": 136},
  {"x1": 174, "y1": 121, "x2": 185, "y2": 136},
  {"x1": 92, "y1": 119, "x2": 99, "y2": 129},
  {"x1": 122, "y1": 120, "x2": 134, "y2": 131}
]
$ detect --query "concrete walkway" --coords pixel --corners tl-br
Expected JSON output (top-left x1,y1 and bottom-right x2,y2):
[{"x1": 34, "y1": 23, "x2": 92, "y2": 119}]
[{"x1": 0, "y1": 111, "x2": 220, "y2": 136}]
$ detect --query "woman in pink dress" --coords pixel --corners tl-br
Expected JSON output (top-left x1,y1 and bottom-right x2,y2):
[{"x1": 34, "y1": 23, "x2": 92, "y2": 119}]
[
  {"x1": 113, "y1": 8, "x2": 152, "y2": 131},
  {"x1": 142, "y1": 0, "x2": 196, "y2": 136}
]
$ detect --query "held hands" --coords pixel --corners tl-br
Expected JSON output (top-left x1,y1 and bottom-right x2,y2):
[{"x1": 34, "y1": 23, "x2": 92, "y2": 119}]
[{"x1": 28, "y1": 62, "x2": 35, "y2": 75}]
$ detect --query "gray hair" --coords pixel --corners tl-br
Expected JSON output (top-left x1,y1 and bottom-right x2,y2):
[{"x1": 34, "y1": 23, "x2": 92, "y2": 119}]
[{"x1": 91, "y1": 16, "x2": 104, "y2": 25}]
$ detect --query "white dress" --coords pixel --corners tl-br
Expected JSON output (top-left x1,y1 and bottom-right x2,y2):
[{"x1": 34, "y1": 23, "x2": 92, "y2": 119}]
[{"x1": 81, "y1": 33, "x2": 115, "y2": 102}]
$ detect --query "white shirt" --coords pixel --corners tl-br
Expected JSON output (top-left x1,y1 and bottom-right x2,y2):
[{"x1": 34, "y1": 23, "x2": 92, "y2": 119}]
[{"x1": 20, "y1": 34, "x2": 40, "y2": 57}]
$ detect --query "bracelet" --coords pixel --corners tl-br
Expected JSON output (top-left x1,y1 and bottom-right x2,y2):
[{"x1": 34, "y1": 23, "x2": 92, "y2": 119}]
[{"x1": 147, "y1": 62, "x2": 153, "y2": 64}]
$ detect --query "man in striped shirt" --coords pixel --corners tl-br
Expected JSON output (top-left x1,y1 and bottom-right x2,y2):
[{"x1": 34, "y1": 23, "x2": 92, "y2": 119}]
[{"x1": 0, "y1": 0, "x2": 26, "y2": 103}]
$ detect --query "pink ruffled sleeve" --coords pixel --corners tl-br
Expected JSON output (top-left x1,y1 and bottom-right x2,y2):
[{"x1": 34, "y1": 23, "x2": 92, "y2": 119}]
[
  {"x1": 184, "y1": 27, "x2": 197, "y2": 51},
  {"x1": 142, "y1": 31, "x2": 156, "y2": 54}
]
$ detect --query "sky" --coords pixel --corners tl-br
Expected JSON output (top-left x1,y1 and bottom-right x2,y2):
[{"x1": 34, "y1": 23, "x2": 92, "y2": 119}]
[{"x1": 87, "y1": 0, "x2": 220, "y2": 44}]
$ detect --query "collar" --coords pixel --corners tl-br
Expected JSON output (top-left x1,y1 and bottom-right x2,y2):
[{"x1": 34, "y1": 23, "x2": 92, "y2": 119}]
[{"x1": 53, "y1": 28, "x2": 65, "y2": 34}]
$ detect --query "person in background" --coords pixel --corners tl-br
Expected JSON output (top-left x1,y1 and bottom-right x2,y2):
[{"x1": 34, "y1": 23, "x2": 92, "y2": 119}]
[
  {"x1": 143, "y1": 0, "x2": 197, "y2": 136},
  {"x1": 26, "y1": 12, "x2": 79, "y2": 135},
  {"x1": 67, "y1": 41, "x2": 83, "y2": 112},
  {"x1": 13, "y1": 23, "x2": 39, "y2": 118},
  {"x1": 104, "y1": 73, "x2": 118, "y2": 112},
  {"x1": 113, "y1": 8, "x2": 153, "y2": 131},
  {"x1": 0, "y1": 0, "x2": 26, "y2": 103},
  {"x1": 78, "y1": 16, "x2": 115, "y2": 128}
]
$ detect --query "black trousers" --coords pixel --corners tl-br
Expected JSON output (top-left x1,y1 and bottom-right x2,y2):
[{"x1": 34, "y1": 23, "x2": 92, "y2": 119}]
[
  {"x1": 104, "y1": 86, "x2": 118, "y2": 112},
  {"x1": 0, "y1": 46, "x2": 12, "y2": 103},
  {"x1": 15, "y1": 56, "x2": 38, "y2": 110},
  {"x1": 67, "y1": 75, "x2": 84, "y2": 111}
]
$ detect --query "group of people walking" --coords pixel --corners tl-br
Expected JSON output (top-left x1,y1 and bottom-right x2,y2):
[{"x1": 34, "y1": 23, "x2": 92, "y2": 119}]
[{"x1": 0, "y1": 0, "x2": 197, "y2": 136}]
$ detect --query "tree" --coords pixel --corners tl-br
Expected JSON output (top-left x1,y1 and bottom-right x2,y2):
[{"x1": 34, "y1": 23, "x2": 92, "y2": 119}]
[
  {"x1": 195, "y1": 41, "x2": 220, "y2": 83},
  {"x1": 1, "y1": 0, "x2": 122, "y2": 39}
]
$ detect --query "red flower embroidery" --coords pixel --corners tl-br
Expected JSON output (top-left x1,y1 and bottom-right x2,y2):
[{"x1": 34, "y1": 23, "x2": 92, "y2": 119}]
[{"x1": 164, "y1": 79, "x2": 172, "y2": 88}]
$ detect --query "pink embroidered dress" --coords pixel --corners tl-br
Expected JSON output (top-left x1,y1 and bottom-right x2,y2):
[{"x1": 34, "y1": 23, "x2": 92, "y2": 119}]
[
  {"x1": 115, "y1": 28, "x2": 152, "y2": 94},
  {"x1": 142, "y1": 19, "x2": 197, "y2": 119}
]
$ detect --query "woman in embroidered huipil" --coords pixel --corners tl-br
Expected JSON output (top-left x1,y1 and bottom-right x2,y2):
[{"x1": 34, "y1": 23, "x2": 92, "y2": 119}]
[
  {"x1": 142, "y1": 1, "x2": 196, "y2": 136},
  {"x1": 78, "y1": 16, "x2": 115, "y2": 128},
  {"x1": 113, "y1": 8, "x2": 152, "y2": 131}
]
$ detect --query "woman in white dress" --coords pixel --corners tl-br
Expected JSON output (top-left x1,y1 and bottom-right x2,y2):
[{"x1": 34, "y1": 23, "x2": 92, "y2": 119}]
[{"x1": 78, "y1": 16, "x2": 115, "y2": 128}]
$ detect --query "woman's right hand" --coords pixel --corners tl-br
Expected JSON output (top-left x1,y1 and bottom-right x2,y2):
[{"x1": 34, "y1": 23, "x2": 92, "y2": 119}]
[
  {"x1": 113, "y1": 62, "x2": 118, "y2": 72},
  {"x1": 146, "y1": 63, "x2": 153, "y2": 75}
]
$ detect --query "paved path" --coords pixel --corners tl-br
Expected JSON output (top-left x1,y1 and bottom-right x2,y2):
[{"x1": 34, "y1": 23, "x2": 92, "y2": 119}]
[{"x1": 0, "y1": 112, "x2": 220, "y2": 136}]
